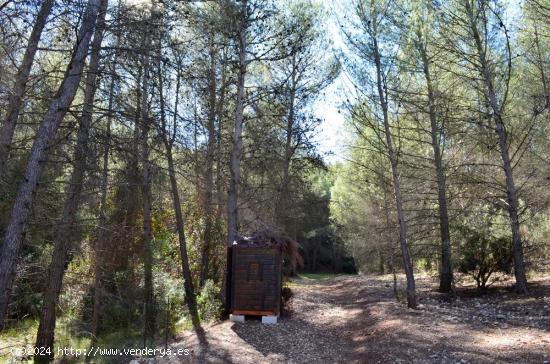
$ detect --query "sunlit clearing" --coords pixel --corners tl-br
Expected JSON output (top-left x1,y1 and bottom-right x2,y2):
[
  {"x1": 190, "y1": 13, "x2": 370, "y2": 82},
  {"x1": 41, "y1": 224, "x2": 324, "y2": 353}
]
[{"x1": 123, "y1": 0, "x2": 150, "y2": 6}]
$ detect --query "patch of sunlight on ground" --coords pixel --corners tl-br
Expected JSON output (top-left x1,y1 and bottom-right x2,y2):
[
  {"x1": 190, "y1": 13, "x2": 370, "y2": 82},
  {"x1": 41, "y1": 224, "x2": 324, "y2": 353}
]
[
  {"x1": 474, "y1": 329, "x2": 544, "y2": 349},
  {"x1": 297, "y1": 272, "x2": 355, "y2": 280}
]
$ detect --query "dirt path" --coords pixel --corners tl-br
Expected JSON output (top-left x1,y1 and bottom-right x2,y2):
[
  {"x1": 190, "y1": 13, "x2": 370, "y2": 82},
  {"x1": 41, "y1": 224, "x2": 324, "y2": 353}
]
[{"x1": 151, "y1": 274, "x2": 549, "y2": 364}]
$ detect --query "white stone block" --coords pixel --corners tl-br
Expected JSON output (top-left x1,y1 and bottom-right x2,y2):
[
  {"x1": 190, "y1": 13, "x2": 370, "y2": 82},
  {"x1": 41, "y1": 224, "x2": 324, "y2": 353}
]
[
  {"x1": 230, "y1": 314, "x2": 245, "y2": 322},
  {"x1": 261, "y1": 315, "x2": 278, "y2": 324}
]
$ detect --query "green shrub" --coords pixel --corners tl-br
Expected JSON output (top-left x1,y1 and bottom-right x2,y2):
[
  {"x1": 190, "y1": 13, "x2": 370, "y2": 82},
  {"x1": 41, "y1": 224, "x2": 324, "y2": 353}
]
[
  {"x1": 197, "y1": 279, "x2": 223, "y2": 322},
  {"x1": 457, "y1": 228, "x2": 512, "y2": 290}
]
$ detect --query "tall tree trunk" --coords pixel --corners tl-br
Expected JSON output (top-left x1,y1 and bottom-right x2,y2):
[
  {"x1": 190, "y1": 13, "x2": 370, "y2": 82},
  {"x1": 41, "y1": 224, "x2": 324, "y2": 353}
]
[
  {"x1": 417, "y1": 38, "x2": 453, "y2": 293},
  {"x1": 165, "y1": 142, "x2": 202, "y2": 330},
  {"x1": 156, "y1": 40, "x2": 202, "y2": 331},
  {"x1": 227, "y1": 0, "x2": 247, "y2": 246},
  {"x1": 465, "y1": 0, "x2": 528, "y2": 294},
  {"x1": 382, "y1": 179, "x2": 399, "y2": 299},
  {"x1": 139, "y1": 27, "x2": 155, "y2": 344},
  {"x1": 215, "y1": 49, "x2": 228, "y2": 222},
  {"x1": 223, "y1": 0, "x2": 247, "y2": 310},
  {"x1": 372, "y1": 27, "x2": 417, "y2": 308},
  {"x1": 276, "y1": 54, "x2": 297, "y2": 228},
  {"x1": 91, "y1": 16, "x2": 120, "y2": 342},
  {"x1": 118, "y1": 67, "x2": 143, "y2": 277},
  {"x1": 0, "y1": 0, "x2": 102, "y2": 330},
  {"x1": 200, "y1": 42, "x2": 217, "y2": 288},
  {"x1": 34, "y1": 1, "x2": 108, "y2": 360},
  {"x1": 0, "y1": 0, "x2": 55, "y2": 181}
]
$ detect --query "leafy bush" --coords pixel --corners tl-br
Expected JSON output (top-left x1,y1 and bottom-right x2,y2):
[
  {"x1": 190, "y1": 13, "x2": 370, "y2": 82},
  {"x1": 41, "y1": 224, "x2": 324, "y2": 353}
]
[
  {"x1": 197, "y1": 279, "x2": 223, "y2": 322},
  {"x1": 457, "y1": 228, "x2": 512, "y2": 290}
]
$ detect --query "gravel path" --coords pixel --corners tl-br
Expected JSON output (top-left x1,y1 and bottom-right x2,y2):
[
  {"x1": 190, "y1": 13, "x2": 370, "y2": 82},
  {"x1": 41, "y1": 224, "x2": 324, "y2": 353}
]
[{"x1": 147, "y1": 274, "x2": 549, "y2": 364}]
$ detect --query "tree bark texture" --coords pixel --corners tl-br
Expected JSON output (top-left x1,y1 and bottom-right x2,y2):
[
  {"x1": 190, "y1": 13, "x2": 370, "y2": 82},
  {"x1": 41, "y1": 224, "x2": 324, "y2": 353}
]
[
  {"x1": 465, "y1": 0, "x2": 528, "y2": 294},
  {"x1": 200, "y1": 42, "x2": 217, "y2": 288},
  {"x1": 417, "y1": 38, "x2": 453, "y2": 293},
  {"x1": 34, "y1": 1, "x2": 108, "y2": 360},
  {"x1": 0, "y1": 0, "x2": 102, "y2": 330},
  {"x1": 372, "y1": 26, "x2": 417, "y2": 308},
  {"x1": 139, "y1": 26, "x2": 155, "y2": 344}
]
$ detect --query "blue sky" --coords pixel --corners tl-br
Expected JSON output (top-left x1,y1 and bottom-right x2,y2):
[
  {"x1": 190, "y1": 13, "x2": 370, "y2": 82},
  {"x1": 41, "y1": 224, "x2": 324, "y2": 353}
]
[
  {"x1": 312, "y1": 0, "x2": 349, "y2": 164},
  {"x1": 313, "y1": 79, "x2": 346, "y2": 164}
]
